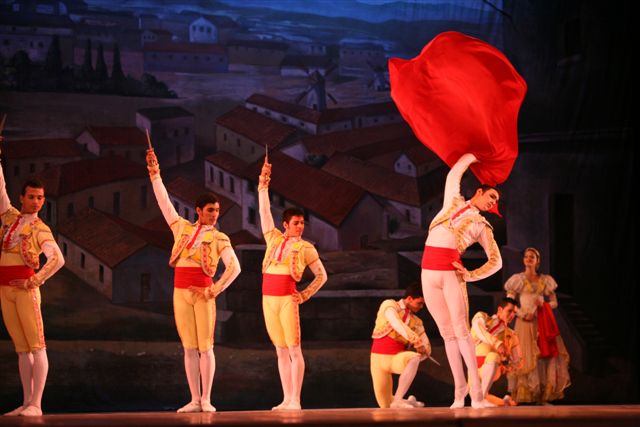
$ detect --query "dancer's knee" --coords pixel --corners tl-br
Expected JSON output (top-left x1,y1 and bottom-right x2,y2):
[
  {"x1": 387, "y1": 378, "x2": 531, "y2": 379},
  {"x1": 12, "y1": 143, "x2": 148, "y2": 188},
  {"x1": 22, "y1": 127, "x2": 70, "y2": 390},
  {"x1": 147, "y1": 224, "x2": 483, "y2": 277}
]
[{"x1": 288, "y1": 345, "x2": 303, "y2": 360}]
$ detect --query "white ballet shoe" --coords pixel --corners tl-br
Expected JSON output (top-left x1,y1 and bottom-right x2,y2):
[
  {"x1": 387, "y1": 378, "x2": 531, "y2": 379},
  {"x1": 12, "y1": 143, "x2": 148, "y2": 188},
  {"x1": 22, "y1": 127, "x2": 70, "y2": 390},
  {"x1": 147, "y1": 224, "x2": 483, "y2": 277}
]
[
  {"x1": 4, "y1": 406, "x2": 27, "y2": 416},
  {"x1": 283, "y1": 401, "x2": 302, "y2": 410},
  {"x1": 272, "y1": 400, "x2": 289, "y2": 411},
  {"x1": 482, "y1": 399, "x2": 497, "y2": 407},
  {"x1": 18, "y1": 405, "x2": 42, "y2": 417},
  {"x1": 450, "y1": 384, "x2": 468, "y2": 408},
  {"x1": 390, "y1": 399, "x2": 415, "y2": 409},
  {"x1": 177, "y1": 401, "x2": 202, "y2": 413},
  {"x1": 471, "y1": 399, "x2": 486, "y2": 409},
  {"x1": 450, "y1": 399, "x2": 465, "y2": 409},
  {"x1": 407, "y1": 395, "x2": 425, "y2": 407},
  {"x1": 200, "y1": 400, "x2": 216, "y2": 412}
]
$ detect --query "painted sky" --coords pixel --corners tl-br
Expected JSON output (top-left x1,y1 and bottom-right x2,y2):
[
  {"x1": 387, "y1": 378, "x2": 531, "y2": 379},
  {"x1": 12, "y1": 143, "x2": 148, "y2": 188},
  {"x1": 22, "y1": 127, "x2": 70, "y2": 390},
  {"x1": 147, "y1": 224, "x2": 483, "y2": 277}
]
[{"x1": 82, "y1": 0, "x2": 501, "y2": 24}]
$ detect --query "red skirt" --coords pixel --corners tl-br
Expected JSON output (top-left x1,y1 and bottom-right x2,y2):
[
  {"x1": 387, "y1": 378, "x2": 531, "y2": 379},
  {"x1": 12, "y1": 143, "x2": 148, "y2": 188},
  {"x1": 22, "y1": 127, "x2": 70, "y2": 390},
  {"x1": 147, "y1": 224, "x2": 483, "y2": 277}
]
[{"x1": 389, "y1": 31, "x2": 527, "y2": 186}]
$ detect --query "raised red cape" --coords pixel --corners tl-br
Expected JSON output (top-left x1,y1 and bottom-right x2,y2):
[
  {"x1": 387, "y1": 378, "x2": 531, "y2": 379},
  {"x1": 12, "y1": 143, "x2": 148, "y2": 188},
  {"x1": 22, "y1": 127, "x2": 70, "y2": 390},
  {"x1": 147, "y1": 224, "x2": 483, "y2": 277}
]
[{"x1": 389, "y1": 31, "x2": 527, "y2": 186}]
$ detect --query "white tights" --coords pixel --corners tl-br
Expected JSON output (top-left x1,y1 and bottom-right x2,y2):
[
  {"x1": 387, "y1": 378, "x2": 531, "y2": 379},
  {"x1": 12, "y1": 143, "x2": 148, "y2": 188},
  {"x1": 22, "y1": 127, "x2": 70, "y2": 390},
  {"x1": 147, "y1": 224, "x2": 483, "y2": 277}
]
[
  {"x1": 180, "y1": 347, "x2": 216, "y2": 412},
  {"x1": 422, "y1": 269, "x2": 483, "y2": 407},
  {"x1": 273, "y1": 345, "x2": 305, "y2": 410}
]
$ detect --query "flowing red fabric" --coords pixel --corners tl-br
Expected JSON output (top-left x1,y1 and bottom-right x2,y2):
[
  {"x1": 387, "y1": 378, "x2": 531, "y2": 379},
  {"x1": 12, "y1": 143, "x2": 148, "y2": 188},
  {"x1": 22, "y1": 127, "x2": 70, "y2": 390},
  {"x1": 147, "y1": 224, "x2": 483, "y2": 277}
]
[
  {"x1": 389, "y1": 31, "x2": 527, "y2": 186},
  {"x1": 537, "y1": 302, "x2": 560, "y2": 358}
]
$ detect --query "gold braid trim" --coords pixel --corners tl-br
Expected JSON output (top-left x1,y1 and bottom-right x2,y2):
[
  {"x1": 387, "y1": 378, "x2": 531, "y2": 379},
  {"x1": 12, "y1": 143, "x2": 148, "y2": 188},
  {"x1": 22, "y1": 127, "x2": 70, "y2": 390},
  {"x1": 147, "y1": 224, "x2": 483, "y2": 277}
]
[
  {"x1": 429, "y1": 196, "x2": 464, "y2": 231},
  {"x1": 467, "y1": 226, "x2": 501, "y2": 281},
  {"x1": 32, "y1": 247, "x2": 60, "y2": 287},
  {"x1": 299, "y1": 268, "x2": 325, "y2": 303},
  {"x1": 206, "y1": 254, "x2": 237, "y2": 299}
]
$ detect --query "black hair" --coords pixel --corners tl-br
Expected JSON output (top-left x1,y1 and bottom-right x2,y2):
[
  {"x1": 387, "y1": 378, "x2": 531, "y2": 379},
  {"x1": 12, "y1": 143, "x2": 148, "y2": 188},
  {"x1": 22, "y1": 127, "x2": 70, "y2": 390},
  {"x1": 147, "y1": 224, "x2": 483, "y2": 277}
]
[
  {"x1": 476, "y1": 183, "x2": 501, "y2": 197},
  {"x1": 497, "y1": 296, "x2": 519, "y2": 309},
  {"x1": 195, "y1": 193, "x2": 219, "y2": 210},
  {"x1": 404, "y1": 282, "x2": 424, "y2": 299},
  {"x1": 282, "y1": 207, "x2": 304, "y2": 224},
  {"x1": 21, "y1": 178, "x2": 45, "y2": 196}
]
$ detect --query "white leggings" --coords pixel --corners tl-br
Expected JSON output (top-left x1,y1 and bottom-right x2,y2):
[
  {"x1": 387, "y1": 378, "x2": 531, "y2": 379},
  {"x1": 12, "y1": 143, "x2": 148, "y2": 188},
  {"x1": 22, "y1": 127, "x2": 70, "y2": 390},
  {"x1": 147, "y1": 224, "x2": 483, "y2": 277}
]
[
  {"x1": 422, "y1": 269, "x2": 483, "y2": 403},
  {"x1": 421, "y1": 269, "x2": 470, "y2": 340}
]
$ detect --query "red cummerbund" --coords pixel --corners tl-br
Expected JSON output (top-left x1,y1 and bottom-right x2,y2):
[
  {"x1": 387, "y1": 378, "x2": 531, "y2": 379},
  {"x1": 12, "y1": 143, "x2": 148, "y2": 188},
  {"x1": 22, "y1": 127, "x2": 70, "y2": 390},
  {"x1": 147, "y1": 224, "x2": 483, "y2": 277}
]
[
  {"x1": 421, "y1": 246, "x2": 461, "y2": 270},
  {"x1": 0, "y1": 265, "x2": 35, "y2": 286},
  {"x1": 174, "y1": 267, "x2": 212, "y2": 289},
  {"x1": 476, "y1": 355, "x2": 486, "y2": 368},
  {"x1": 371, "y1": 335, "x2": 405, "y2": 355},
  {"x1": 262, "y1": 273, "x2": 296, "y2": 296}
]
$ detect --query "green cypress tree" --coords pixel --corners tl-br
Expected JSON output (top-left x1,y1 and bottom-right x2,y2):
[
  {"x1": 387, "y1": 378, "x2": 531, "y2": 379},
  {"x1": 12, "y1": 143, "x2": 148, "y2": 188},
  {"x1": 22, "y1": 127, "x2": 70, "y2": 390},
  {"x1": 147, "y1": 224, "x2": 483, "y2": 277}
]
[
  {"x1": 95, "y1": 43, "x2": 108, "y2": 83},
  {"x1": 111, "y1": 43, "x2": 125, "y2": 93},
  {"x1": 80, "y1": 38, "x2": 93, "y2": 81},
  {"x1": 44, "y1": 35, "x2": 62, "y2": 78}
]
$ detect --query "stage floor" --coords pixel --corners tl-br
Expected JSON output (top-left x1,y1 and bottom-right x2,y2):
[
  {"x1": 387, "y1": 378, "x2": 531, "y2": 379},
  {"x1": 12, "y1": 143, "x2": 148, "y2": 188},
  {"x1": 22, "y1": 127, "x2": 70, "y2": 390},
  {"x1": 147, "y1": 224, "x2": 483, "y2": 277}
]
[{"x1": 1, "y1": 405, "x2": 639, "y2": 427}]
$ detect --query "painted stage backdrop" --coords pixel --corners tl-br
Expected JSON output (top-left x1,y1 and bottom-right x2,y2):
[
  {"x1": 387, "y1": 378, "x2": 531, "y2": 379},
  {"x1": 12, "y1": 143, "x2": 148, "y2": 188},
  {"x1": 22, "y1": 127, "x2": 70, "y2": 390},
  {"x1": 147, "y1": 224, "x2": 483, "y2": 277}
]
[{"x1": 0, "y1": 0, "x2": 635, "y2": 412}]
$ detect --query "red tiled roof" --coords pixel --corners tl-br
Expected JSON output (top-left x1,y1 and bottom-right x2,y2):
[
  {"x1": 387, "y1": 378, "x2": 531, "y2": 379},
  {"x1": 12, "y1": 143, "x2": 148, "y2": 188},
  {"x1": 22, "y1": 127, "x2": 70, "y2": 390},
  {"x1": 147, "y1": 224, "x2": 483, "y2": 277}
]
[
  {"x1": 83, "y1": 126, "x2": 148, "y2": 147},
  {"x1": 204, "y1": 151, "x2": 248, "y2": 176},
  {"x1": 362, "y1": 145, "x2": 441, "y2": 172},
  {"x1": 302, "y1": 122, "x2": 414, "y2": 157},
  {"x1": 143, "y1": 215, "x2": 171, "y2": 233},
  {"x1": 216, "y1": 106, "x2": 298, "y2": 149},
  {"x1": 246, "y1": 93, "x2": 322, "y2": 124},
  {"x1": 244, "y1": 151, "x2": 365, "y2": 227},
  {"x1": 402, "y1": 145, "x2": 440, "y2": 166},
  {"x1": 33, "y1": 156, "x2": 146, "y2": 197},
  {"x1": 344, "y1": 136, "x2": 417, "y2": 161},
  {"x1": 246, "y1": 93, "x2": 398, "y2": 125},
  {"x1": 166, "y1": 176, "x2": 236, "y2": 217},
  {"x1": 3, "y1": 138, "x2": 83, "y2": 159},
  {"x1": 143, "y1": 42, "x2": 227, "y2": 54},
  {"x1": 58, "y1": 208, "x2": 172, "y2": 268},
  {"x1": 321, "y1": 153, "x2": 445, "y2": 207}
]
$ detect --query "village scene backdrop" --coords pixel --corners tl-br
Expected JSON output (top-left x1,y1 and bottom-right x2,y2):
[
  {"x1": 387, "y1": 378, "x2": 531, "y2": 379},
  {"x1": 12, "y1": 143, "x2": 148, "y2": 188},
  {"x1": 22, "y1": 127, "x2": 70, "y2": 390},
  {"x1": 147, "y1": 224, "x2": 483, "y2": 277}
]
[{"x1": 0, "y1": 0, "x2": 635, "y2": 412}]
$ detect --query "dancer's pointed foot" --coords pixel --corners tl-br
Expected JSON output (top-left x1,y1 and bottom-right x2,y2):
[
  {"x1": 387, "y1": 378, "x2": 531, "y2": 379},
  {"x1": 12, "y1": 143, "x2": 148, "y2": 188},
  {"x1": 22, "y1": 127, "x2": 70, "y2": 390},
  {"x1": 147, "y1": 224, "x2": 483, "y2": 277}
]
[
  {"x1": 201, "y1": 400, "x2": 216, "y2": 413},
  {"x1": 177, "y1": 401, "x2": 202, "y2": 413},
  {"x1": 407, "y1": 395, "x2": 425, "y2": 408},
  {"x1": 18, "y1": 406, "x2": 42, "y2": 417},
  {"x1": 4, "y1": 406, "x2": 27, "y2": 416}
]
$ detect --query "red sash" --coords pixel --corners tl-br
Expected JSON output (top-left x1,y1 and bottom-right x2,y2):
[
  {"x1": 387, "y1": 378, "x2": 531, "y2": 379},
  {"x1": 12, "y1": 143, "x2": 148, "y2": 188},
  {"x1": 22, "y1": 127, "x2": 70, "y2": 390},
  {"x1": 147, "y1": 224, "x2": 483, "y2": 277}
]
[
  {"x1": 371, "y1": 335, "x2": 405, "y2": 355},
  {"x1": 537, "y1": 302, "x2": 560, "y2": 358},
  {"x1": 262, "y1": 273, "x2": 296, "y2": 296},
  {"x1": 0, "y1": 265, "x2": 35, "y2": 286},
  {"x1": 174, "y1": 267, "x2": 212, "y2": 289},
  {"x1": 476, "y1": 356, "x2": 486, "y2": 368},
  {"x1": 421, "y1": 246, "x2": 461, "y2": 270}
]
